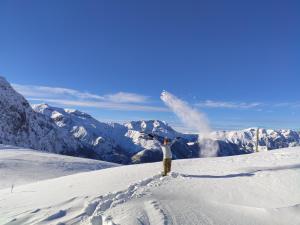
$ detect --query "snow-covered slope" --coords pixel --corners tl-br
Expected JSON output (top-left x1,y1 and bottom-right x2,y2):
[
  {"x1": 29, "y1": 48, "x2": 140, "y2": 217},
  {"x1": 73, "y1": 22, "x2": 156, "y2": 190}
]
[
  {"x1": 0, "y1": 145, "x2": 118, "y2": 189},
  {"x1": 33, "y1": 104, "x2": 139, "y2": 164},
  {"x1": 1, "y1": 147, "x2": 300, "y2": 225},
  {"x1": 0, "y1": 77, "x2": 81, "y2": 154}
]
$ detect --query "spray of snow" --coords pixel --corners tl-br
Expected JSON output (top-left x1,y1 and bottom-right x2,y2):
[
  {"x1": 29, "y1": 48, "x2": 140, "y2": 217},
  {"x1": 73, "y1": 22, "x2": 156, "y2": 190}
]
[{"x1": 160, "y1": 91, "x2": 218, "y2": 157}]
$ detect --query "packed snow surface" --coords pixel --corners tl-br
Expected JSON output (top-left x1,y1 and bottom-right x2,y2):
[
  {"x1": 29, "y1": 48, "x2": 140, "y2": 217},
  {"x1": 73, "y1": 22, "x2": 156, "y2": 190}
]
[
  {"x1": 0, "y1": 145, "x2": 118, "y2": 189},
  {"x1": 1, "y1": 146, "x2": 300, "y2": 225}
]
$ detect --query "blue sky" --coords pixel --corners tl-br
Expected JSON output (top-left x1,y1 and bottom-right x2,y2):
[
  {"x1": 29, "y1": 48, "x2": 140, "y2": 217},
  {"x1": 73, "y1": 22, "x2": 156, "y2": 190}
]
[{"x1": 0, "y1": 0, "x2": 299, "y2": 131}]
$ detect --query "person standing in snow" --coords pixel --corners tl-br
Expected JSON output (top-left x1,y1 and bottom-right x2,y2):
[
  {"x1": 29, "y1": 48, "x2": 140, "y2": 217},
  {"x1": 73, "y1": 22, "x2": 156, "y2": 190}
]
[
  {"x1": 161, "y1": 138, "x2": 174, "y2": 176},
  {"x1": 145, "y1": 134, "x2": 180, "y2": 176}
]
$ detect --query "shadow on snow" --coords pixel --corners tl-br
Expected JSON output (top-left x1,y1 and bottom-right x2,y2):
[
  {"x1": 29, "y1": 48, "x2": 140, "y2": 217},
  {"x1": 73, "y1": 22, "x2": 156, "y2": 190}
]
[{"x1": 181, "y1": 163, "x2": 300, "y2": 179}]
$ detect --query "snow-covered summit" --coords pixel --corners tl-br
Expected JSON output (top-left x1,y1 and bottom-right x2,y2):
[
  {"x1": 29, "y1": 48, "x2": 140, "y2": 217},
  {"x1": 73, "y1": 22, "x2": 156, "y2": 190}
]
[
  {"x1": 0, "y1": 77, "x2": 80, "y2": 154},
  {"x1": 124, "y1": 120, "x2": 181, "y2": 139},
  {"x1": 212, "y1": 127, "x2": 300, "y2": 150},
  {"x1": 33, "y1": 103, "x2": 139, "y2": 163}
]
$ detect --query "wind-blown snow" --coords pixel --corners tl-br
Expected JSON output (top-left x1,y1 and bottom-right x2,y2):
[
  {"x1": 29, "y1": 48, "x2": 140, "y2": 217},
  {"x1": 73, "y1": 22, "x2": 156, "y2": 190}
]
[
  {"x1": 160, "y1": 91, "x2": 219, "y2": 157},
  {"x1": 1, "y1": 146, "x2": 300, "y2": 225},
  {"x1": 160, "y1": 91, "x2": 212, "y2": 137}
]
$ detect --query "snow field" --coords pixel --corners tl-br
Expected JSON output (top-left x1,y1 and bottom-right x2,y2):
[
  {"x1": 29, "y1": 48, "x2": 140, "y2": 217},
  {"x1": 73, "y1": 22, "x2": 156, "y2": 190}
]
[{"x1": 1, "y1": 147, "x2": 300, "y2": 225}]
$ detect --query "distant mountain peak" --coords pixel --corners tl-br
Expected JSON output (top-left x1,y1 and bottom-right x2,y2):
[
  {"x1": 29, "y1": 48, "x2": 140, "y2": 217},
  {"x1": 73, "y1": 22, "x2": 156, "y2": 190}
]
[{"x1": 0, "y1": 77, "x2": 80, "y2": 154}]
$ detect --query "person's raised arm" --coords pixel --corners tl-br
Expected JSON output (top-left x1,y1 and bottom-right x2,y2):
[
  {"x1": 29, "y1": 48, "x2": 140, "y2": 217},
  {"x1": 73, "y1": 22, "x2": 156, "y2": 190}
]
[{"x1": 170, "y1": 137, "x2": 181, "y2": 146}]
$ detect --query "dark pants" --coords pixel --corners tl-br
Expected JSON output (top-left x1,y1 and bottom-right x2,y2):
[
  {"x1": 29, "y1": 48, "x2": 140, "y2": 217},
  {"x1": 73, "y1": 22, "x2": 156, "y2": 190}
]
[{"x1": 163, "y1": 158, "x2": 172, "y2": 176}]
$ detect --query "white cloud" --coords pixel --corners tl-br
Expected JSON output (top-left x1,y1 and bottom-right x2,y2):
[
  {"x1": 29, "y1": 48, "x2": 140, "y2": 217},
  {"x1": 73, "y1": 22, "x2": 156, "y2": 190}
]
[
  {"x1": 12, "y1": 84, "x2": 167, "y2": 112},
  {"x1": 196, "y1": 100, "x2": 262, "y2": 109},
  {"x1": 28, "y1": 98, "x2": 168, "y2": 112},
  {"x1": 12, "y1": 84, "x2": 105, "y2": 100},
  {"x1": 104, "y1": 92, "x2": 149, "y2": 103}
]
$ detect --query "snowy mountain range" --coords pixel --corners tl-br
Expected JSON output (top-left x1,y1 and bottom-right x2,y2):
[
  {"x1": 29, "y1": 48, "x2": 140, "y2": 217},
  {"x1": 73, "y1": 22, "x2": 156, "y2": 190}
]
[
  {"x1": 212, "y1": 128, "x2": 300, "y2": 150},
  {"x1": 0, "y1": 76, "x2": 299, "y2": 164}
]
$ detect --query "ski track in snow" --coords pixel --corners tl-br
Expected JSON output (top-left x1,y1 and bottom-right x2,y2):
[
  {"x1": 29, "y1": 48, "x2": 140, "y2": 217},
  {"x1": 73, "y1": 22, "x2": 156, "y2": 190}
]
[
  {"x1": 80, "y1": 172, "x2": 182, "y2": 225},
  {"x1": 145, "y1": 200, "x2": 170, "y2": 225},
  {"x1": 6, "y1": 162, "x2": 300, "y2": 225},
  {"x1": 7, "y1": 173, "x2": 174, "y2": 225}
]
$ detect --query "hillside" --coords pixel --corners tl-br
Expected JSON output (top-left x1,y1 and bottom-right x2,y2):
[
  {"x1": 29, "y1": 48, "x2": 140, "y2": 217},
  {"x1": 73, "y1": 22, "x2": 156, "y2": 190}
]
[
  {"x1": 0, "y1": 145, "x2": 118, "y2": 189},
  {"x1": 1, "y1": 146, "x2": 300, "y2": 225},
  {"x1": 32, "y1": 104, "x2": 193, "y2": 163},
  {"x1": 0, "y1": 77, "x2": 81, "y2": 154}
]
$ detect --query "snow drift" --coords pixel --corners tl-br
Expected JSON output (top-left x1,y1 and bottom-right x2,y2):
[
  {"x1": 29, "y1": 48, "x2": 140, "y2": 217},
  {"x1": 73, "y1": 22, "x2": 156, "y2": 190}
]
[{"x1": 0, "y1": 145, "x2": 118, "y2": 189}]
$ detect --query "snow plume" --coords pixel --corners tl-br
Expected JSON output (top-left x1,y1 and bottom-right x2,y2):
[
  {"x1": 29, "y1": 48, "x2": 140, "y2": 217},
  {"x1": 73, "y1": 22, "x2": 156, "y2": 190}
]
[{"x1": 160, "y1": 91, "x2": 218, "y2": 157}]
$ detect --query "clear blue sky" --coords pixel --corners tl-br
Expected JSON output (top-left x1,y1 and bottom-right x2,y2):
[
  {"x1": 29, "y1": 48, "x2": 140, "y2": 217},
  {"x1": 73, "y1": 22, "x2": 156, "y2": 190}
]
[{"x1": 0, "y1": 0, "x2": 299, "y2": 131}]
